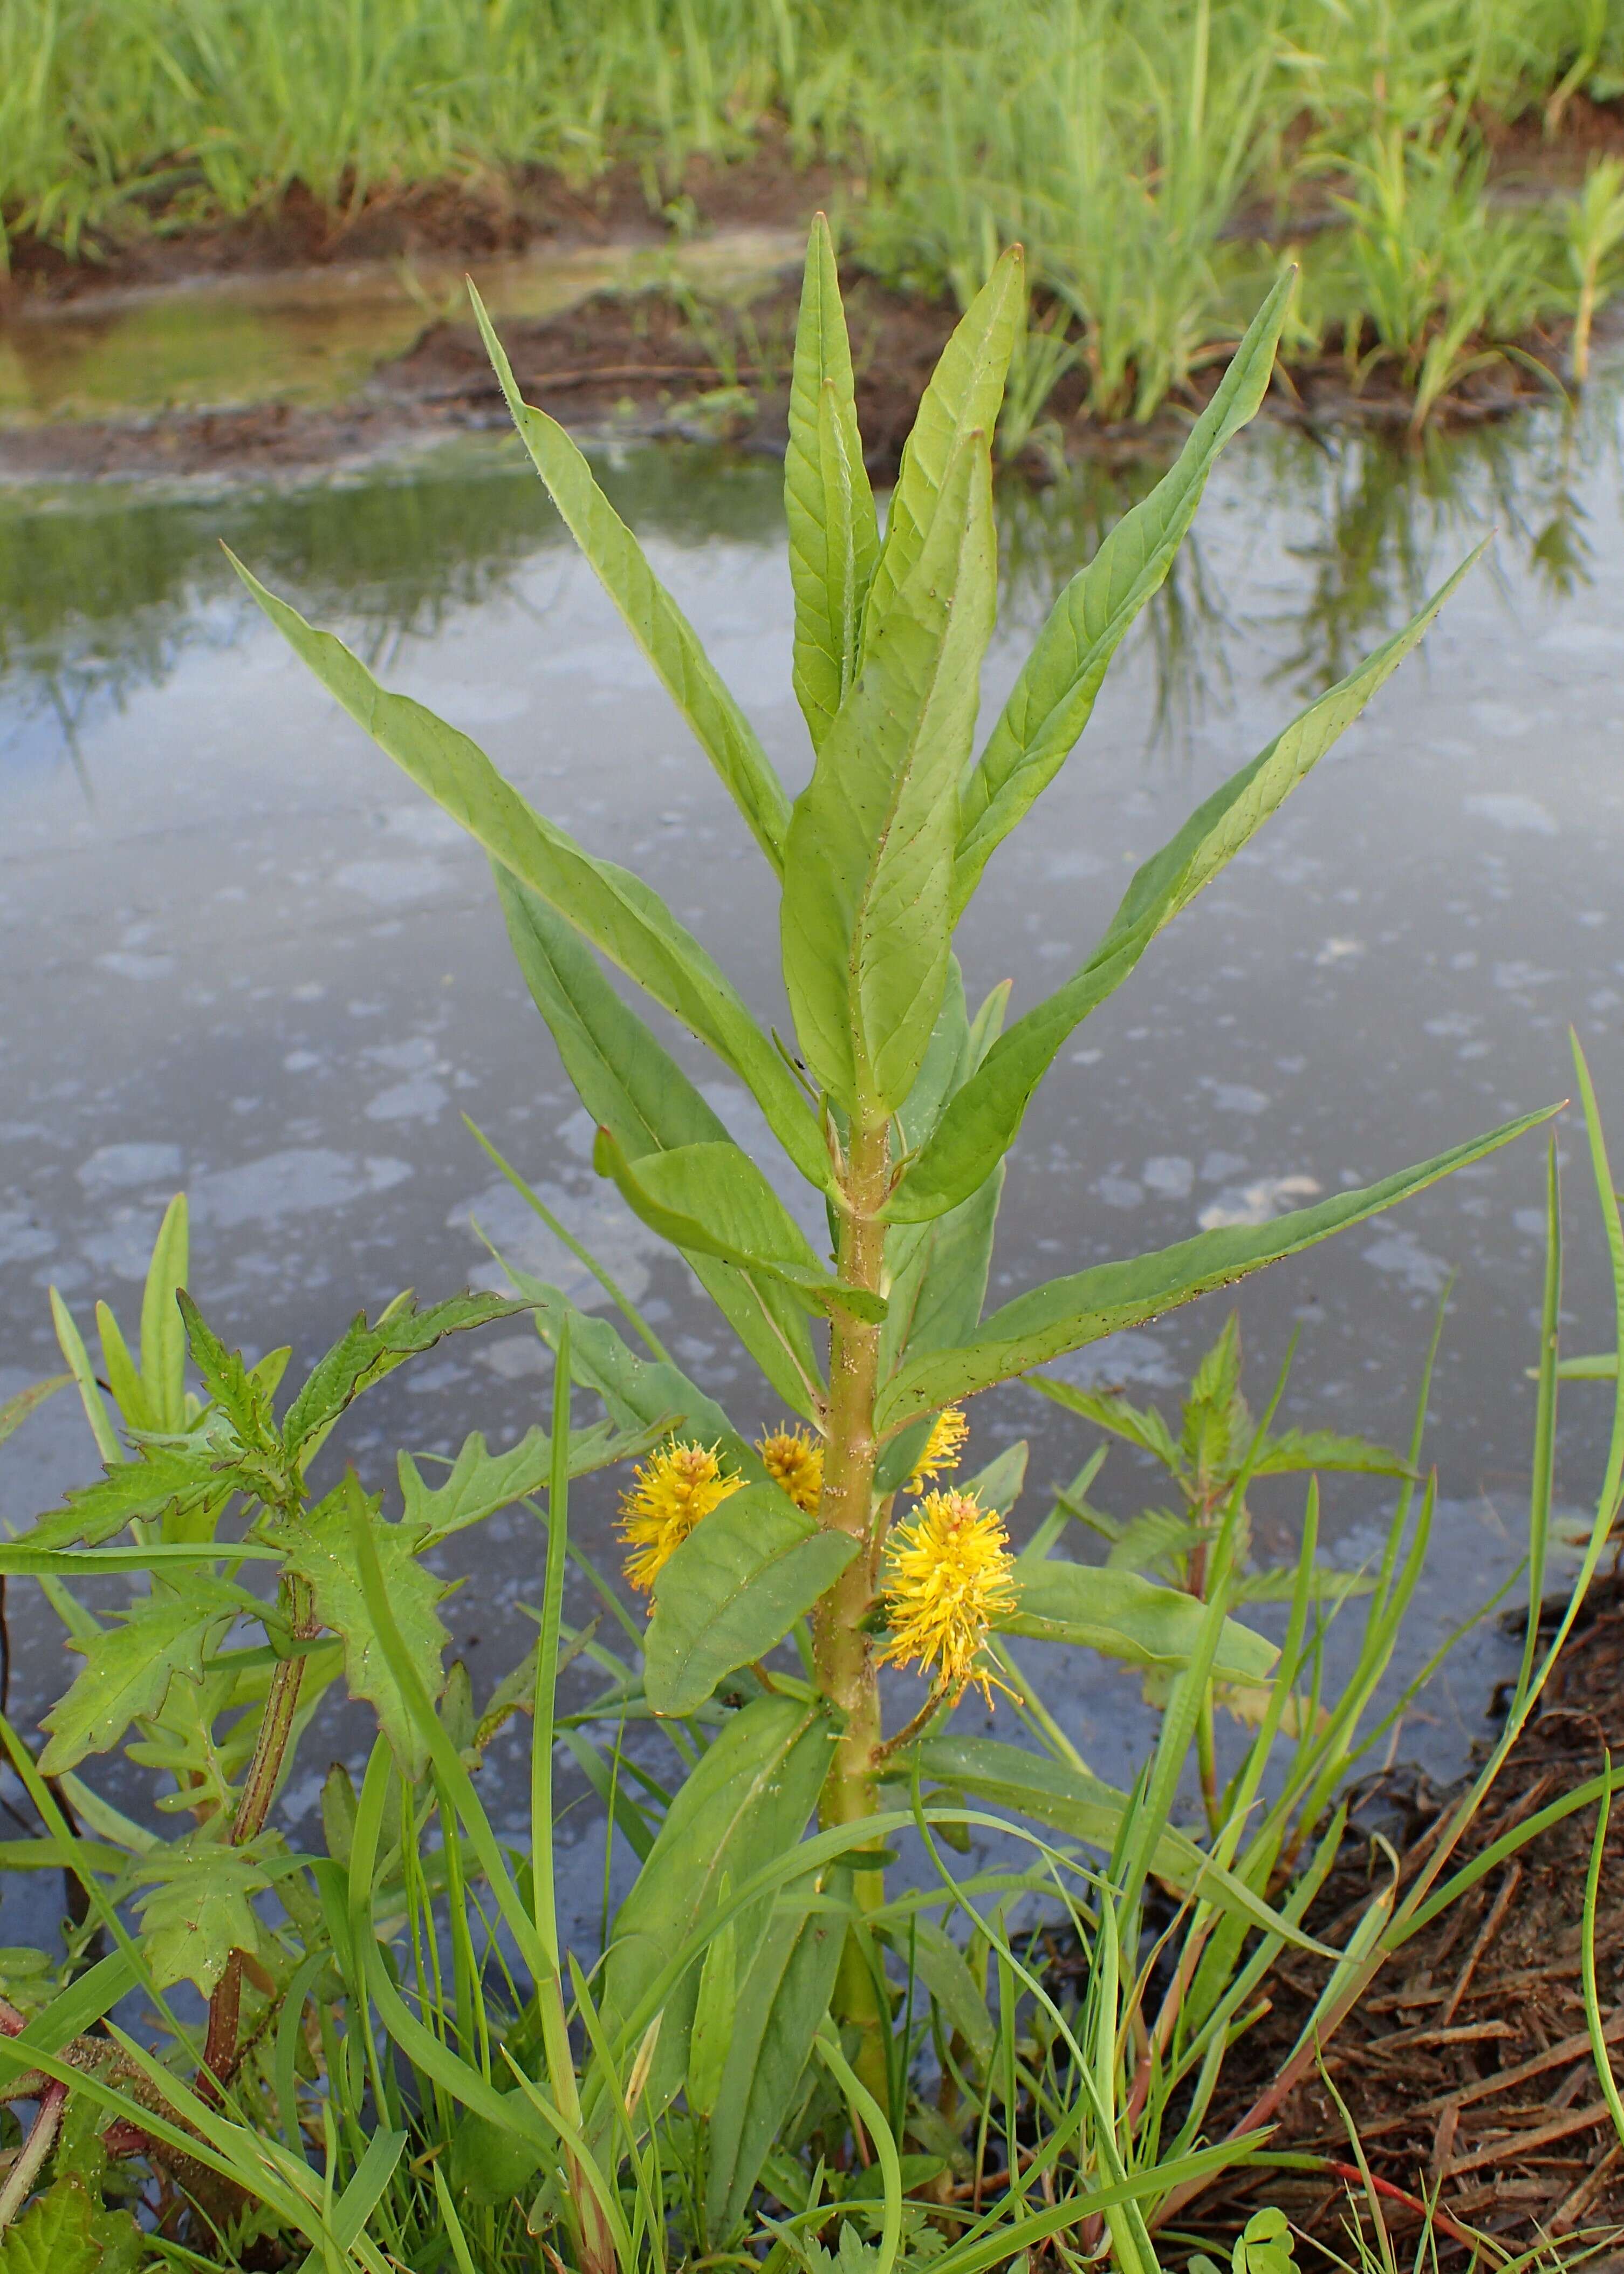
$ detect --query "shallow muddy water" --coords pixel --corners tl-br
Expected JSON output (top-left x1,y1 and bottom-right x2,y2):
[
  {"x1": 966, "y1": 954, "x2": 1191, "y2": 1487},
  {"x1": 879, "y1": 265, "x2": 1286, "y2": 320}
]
[
  {"x1": 3, "y1": 383, "x2": 1623, "y2": 1948},
  {"x1": 0, "y1": 228, "x2": 801, "y2": 427}
]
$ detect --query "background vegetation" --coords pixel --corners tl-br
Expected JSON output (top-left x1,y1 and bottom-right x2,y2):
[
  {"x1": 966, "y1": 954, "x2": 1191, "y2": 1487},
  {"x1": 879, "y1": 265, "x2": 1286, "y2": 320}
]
[{"x1": 5, "y1": 1, "x2": 1624, "y2": 423}]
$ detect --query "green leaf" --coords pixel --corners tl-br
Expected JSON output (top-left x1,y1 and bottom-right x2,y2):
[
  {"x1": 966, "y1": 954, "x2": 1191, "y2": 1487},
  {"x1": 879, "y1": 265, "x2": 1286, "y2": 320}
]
[
  {"x1": 280, "y1": 1290, "x2": 532, "y2": 1463},
  {"x1": 880, "y1": 1914, "x2": 992, "y2": 2066},
  {"x1": 0, "y1": 1543, "x2": 277, "y2": 1578},
  {"x1": 876, "y1": 1104, "x2": 1557, "y2": 1428},
  {"x1": 510, "y1": 1270, "x2": 765, "y2": 1479},
  {"x1": 38, "y1": 1579, "x2": 245, "y2": 1773},
  {"x1": 864, "y1": 248, "x2": 1023, "y2": 642},
  {"x1": 95, "y1": 1301, "x2": 149, "y2": 1435},
  {"x1": 0, "y1": 2177, "x2": 102, "y2": 2274},
  {"x1": 134, "y1": 1830, "x2": 269, "y2": 1995},
  {"x1": 963, "y1": 1440, "x2": 1027, "y2": 1519},
  {"x1": 228, "y1": 554, "x2": 828, "y2": 1193},
  {"x1": 704, "y1": 1864, "x2": 850, "y2": 2242},
  {"x1": 0, "y1": 1374, "x2": 69, "y2": 1450},
  {"x1": 889, "y1": 547, "x2": 1487, "y2": 1224},
  {"x1": 494, "y1": 865, "x2": 730, "y2": 1159},
  {"x1": 29, "y1": 1445, "x2": 224, "y2": 1551},
  {"x1": 686, "y1": 1902, "x2": 737, "y2": 2120},
  {"x1": 1250, "y1": 1429, "x2": 1411, "y2": 1478},
  {"x1": 901, "y1": 1737, "x2": 1327, "y2": 1949},
  {"x1": 177, "y1": 1291, "x2": 278, "y2": 1454},
  {"x1": 994, "y1": 1562, "x2": 1276, "y2": 1683},
  {"x1": 397, "y1": 1423, "x2": 643, "y2": 1545},
  {"x1": 139, "y1": 1193, "x2": 189, "y2": 1434},
  {"x1": 469, "y1": 286, "x2": 792, "y2": 870},
  {"x1": 645, "y1": 1486, "x2": 858, "y2": 1716},
  {"x1": 786, "y1": 216, "x2": 879, "y2": 750},
  {"x1": 600, "y1": 1695, "x2": 834, "y2": 2123},
  {"x1": 1028, "y1": 1377, "x2": 1181, "y2": 1468},
  {"x1": 283, "y1": 1475, "x2": 450, "y2": 1777},
  {"x1": 594, "y1": 1128, "x2": 879, "y2": 1326},
  {"x1": 782, "y1": 432, "x2": 996, "y2": 1118},
  {"x1": 448, "y1": 2096, "x2": 544, "y2": 2208},
  {"x1": 953, "y1": 272, "x2": 1294, "y2": 913},
  {"x1": 1235, "y1": 2206, "x2": 1298, "y2": 2274}
]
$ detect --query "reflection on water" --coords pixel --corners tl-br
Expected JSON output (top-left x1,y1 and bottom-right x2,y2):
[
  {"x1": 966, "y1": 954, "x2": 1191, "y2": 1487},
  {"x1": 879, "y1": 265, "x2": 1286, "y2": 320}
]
[
  {"x1": 9, "y1": 377, "x2": 1621, "y2": 783},
  {"x1": 0, "y1": 230, "x2": 803, "y2": 428},
  {"x1": 3, "y1": 380, "x2": 1624, "y2": 1940}
]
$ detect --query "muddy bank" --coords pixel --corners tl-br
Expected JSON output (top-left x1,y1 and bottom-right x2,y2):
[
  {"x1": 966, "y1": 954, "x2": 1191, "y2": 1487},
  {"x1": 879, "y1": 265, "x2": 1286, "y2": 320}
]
[
  {"x1": 0, "y1": 138, "x2": 849, "y2": 311},
  {"x1": 1190, "y1": 1577, "x2": 1624, "y2": 2255},
  {"x1": 0, "y1": 259, "x2": 1571, "y2": 489}
]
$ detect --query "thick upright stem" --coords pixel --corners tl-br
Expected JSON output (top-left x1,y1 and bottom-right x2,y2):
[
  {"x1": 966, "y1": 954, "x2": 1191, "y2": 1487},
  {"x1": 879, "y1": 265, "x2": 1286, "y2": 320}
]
[{"x1": 814, "y1": 1120, "x2": 891, "y2": 2081}]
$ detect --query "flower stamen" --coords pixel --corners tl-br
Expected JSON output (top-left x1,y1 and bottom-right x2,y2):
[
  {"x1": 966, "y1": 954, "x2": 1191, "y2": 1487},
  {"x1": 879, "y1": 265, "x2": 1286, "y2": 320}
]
[
  {"x1": 618, "y1": 1440, "x2": 743, "y2": 1596},
  {"x1": 877, "y1": 1488, "x2": 1018, "y2": 1708}
]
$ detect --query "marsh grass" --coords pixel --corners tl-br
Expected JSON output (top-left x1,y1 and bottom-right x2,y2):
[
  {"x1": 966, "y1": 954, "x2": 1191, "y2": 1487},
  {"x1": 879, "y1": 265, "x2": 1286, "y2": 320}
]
[{"x1": 4, "y1": 1, "x2": 1624, "y2": 425}]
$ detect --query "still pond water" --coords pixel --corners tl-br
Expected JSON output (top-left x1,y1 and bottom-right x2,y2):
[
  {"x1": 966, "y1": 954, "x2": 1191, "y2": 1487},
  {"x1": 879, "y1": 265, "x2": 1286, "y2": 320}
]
[{"x1": 2, "y1": 382, "x2": 1622, "y2": 1944}]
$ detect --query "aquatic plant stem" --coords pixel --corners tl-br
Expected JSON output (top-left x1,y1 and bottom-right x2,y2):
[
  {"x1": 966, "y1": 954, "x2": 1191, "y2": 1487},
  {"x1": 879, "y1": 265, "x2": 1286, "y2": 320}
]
[{"x1": 815, "y1": 1118, "x2": 890, "y2": 2089}]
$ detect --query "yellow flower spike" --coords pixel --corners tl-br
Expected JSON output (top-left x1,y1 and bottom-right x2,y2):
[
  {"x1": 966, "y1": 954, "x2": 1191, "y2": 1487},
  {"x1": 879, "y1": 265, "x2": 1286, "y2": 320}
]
[
  {"x1": 877, "y1": 1488, "x2": 1019, "y2": 1707},
  {"x1": 757, "y1": 1425, "x2": 824, "y2": 1515},
  {"x1": 906, "y1": 1404, "x2": 969, "y2": 1494},
  {"x1": 618, "y1": 1440, "x2": 743, "y2": 1596}
]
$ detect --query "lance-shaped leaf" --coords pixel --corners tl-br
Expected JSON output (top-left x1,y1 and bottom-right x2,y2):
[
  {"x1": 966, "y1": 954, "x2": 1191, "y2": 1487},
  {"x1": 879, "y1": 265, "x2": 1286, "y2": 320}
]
[
  {"x1": 283, "y1": 1476, "x2": 450, "y2": 1778},
  {"x1": 889, "y1": 547, "x2": 1486, "y2": 1223},
  {"x1": 704, "y1": 1865, "x2": 850, "y2": 2242},
  {"x1": 877, "y1": 1104, "x2": 1557, "y2": 1428},
  {"x1": 598, "y1": 1695, "x2": 834, "y2": 2122},
  {"x1": 38, "y1": 1580, "x2": 246, "y2": 1773},
  {"x1": 496, "y1": 865, "x2": 731, "y2": 1158},
  {"x1": 900, "y1": 1736, "x2": 1330, "y2": 1950},
  {"x1": 229, "y1": 557, "x2": 829, "y2": 1195},
  {"x1": 644, "y1": 1485, "x2": 858, "y2": 1716},
  {"x1": 994, "y1": 1562, "x2": 1276, "y2": 1683},
  {"x1": 280, "y1": 1289, "x2": 534, "y2": 1463},
  {"x1": 786, "y1": 216, "x2": 879, "y2": 749},
  {"x1": 864, "y1": 247, "x2": 1023, "y2": 641},
  {"x1": 953, "y1": 271, "x2": 1295, "y2": 914},
  {"x1": 497, "y1": 871, "x2": 825, "y2": 1412},
  {"x1": 140, "y1": 1192, "x2": 190, "y2": 1435},
  {"x1": 509, "y1": 1268, "x2": 762, "y2": 1477},
  {"x1": 593, "y1": 1128, "x2": 883, "y2": 1326},
  {"x1": 469, "y1": 286, "x2": 791, "y2": 871},
  {"x1": 782, "y1": 433, "x2": 996, "y2": 1118},
  {"x1": 0, "y1": 1374, "x2": 69, "y2": 1450}
]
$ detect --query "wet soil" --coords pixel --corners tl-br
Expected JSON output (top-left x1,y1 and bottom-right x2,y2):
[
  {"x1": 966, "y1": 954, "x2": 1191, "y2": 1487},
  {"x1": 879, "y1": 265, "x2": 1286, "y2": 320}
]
[
  {"x1": 4, "y1": 116, "x2": 1612, "y2": 485},
  {"x1": 1190, "y1": 1577, "x2": 1624, "y2": 2259},
  {"x1": 0, "y1": 258, "x2": 1569, "y2": 488},
  {"x1": 0, "y1": 139, "x2": 847, "y2": 311}
]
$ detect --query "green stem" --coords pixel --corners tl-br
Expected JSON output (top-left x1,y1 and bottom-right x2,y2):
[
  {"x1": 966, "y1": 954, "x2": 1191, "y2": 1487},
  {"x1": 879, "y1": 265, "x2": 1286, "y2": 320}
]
[
  {"x1": 202, "y1": 1573, "x2": 318, "y2": 2087},
  {"x1": 814, "y1": 1118, "x2": 890, "y2": 2087}
]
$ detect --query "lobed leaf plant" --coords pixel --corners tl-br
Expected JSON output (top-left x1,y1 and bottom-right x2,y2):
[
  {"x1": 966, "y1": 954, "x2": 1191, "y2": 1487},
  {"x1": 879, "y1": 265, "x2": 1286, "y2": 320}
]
[{"x1": 6, "y1": 217, "x2": 1617, "y2": 2273}]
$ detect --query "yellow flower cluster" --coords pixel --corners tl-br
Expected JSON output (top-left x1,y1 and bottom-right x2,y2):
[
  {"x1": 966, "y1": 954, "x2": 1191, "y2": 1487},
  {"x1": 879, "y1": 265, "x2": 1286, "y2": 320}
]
[
  {"x1": 907, "y1": 1404, "x2": 968, "y2": 1493},
  {"x1": 618, "y1": 1442, "x2": 742, "y2": 1594},
  {"x1": 757, "y1": 1425, "x2": 824, "y2": 1514},
  {"x1": 878, "y1": 1488, "x2": 1017, "y2": 1704}
]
